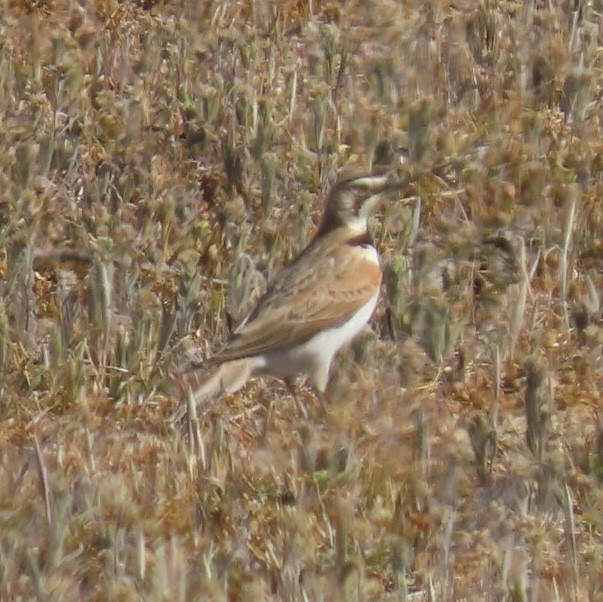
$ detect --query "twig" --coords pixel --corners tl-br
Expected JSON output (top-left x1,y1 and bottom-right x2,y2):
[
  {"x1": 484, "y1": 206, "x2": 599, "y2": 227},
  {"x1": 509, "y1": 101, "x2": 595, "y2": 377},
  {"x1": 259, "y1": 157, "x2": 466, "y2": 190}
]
[{"x1": 33, "y1": 432, "x2": 52, "y2": 526}]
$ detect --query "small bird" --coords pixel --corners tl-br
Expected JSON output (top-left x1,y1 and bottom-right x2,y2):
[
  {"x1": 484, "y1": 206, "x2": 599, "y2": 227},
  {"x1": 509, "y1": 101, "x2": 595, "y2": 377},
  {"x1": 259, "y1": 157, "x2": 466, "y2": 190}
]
[{"x1": 177, "y1": 172, "x2": 403, "y2": 408}]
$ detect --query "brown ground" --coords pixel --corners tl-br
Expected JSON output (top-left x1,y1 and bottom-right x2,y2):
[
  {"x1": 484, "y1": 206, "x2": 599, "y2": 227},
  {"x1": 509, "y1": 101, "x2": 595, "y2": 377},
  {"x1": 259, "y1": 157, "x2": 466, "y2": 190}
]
[{"x1": 1, "y1": 0, "x2": 603, "y2": 600}]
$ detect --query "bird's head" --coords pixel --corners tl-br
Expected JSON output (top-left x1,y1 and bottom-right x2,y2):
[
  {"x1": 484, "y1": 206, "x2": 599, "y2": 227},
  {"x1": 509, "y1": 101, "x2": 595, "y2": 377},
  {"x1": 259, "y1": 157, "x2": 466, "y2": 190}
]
[{"x1": 316, "y1": 172, "x2": 403, "y2": 238}]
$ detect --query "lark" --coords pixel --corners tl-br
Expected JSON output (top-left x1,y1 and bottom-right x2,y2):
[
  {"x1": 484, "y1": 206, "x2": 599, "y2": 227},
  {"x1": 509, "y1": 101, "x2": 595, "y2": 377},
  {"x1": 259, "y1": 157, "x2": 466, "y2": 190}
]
[{"x1": 176, "y1": 172, "x2": 403, "y2": 409}]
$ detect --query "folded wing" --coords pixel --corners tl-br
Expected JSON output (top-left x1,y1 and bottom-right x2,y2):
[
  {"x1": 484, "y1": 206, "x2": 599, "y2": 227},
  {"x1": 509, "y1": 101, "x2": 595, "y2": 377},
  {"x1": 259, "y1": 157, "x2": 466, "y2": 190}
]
[{"x1": 212, "y1": 233, "x2": 382, "y2": 363}]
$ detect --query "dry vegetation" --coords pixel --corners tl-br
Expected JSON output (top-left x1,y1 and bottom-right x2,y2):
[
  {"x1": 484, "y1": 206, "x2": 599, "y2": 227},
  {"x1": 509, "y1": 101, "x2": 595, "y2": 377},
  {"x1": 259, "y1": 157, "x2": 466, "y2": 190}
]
[{"x1": 1, "y1": 0, "x2": 603, "y2": 600}]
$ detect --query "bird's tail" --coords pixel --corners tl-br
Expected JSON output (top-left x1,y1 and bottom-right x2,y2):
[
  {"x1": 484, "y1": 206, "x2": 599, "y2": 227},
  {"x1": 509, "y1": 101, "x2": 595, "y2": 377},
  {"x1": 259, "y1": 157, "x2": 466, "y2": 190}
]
[{"x1": 172, "y1": 358, "x2": 253, "y2": 407}]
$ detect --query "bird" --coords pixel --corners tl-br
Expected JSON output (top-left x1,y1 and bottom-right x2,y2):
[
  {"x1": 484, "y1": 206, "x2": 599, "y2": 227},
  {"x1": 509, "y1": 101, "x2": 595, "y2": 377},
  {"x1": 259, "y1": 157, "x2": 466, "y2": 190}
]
[{"x1": 175, "y1": 171, "x2": 404, "y2": 411}]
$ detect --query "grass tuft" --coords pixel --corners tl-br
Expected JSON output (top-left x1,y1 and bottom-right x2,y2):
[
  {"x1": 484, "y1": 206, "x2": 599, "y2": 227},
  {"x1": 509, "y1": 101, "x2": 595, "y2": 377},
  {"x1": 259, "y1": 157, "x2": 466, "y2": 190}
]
[{"x1": 1, "y1": 1, "x2": 603, "y2": 599}]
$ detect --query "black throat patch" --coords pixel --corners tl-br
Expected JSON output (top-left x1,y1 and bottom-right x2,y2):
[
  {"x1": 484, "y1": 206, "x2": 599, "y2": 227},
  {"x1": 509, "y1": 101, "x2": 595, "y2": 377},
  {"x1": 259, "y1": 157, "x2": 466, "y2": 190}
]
[{"x1": 346, "y1": 231, "x2": 374, "y2": 248}]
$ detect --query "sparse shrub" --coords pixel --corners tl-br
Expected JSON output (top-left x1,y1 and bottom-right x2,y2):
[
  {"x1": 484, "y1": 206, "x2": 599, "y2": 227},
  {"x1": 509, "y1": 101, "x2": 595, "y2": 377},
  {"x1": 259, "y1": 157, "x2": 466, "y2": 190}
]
[{"x1": 0, "y1": 1, "x2": 602, "y2": 600}]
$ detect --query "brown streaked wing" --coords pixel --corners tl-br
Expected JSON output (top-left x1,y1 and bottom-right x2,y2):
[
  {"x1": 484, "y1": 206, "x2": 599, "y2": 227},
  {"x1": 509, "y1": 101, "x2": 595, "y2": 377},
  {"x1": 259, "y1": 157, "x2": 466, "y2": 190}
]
[{"x1": 211, "y1": 232, "x2": 382, "y2": 363}]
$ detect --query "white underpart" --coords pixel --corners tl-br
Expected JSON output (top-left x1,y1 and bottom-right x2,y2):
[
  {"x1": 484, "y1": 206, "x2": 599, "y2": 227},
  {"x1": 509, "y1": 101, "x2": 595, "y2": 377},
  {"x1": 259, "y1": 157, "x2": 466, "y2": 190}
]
[{"x1": 249, "y1": 245, "x2": 380, "y2": 391}]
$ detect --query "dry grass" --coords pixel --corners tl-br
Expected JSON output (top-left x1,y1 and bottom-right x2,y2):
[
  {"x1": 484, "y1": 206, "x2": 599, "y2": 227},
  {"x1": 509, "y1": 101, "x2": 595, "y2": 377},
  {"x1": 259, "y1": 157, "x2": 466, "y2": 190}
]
[{"x1": 1, "y1": 0, "x2": 603, "y2": 599}]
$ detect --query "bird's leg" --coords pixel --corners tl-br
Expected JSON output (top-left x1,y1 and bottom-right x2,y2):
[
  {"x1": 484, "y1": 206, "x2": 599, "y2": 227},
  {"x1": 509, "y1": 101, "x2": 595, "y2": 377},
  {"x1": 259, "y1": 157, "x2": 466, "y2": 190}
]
[
  {"x1": 284, "y1": 376, "x2": 309, "y2": 420},
  {"x1": 308, "y1": 381, "x2": 330, "y2": 419},
  {"x1": 262, "y1": 378, "x2": 306, "y2": 440},
  {"x1": 261, "y1": 396, "x2": 274, "y2": 441}
]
